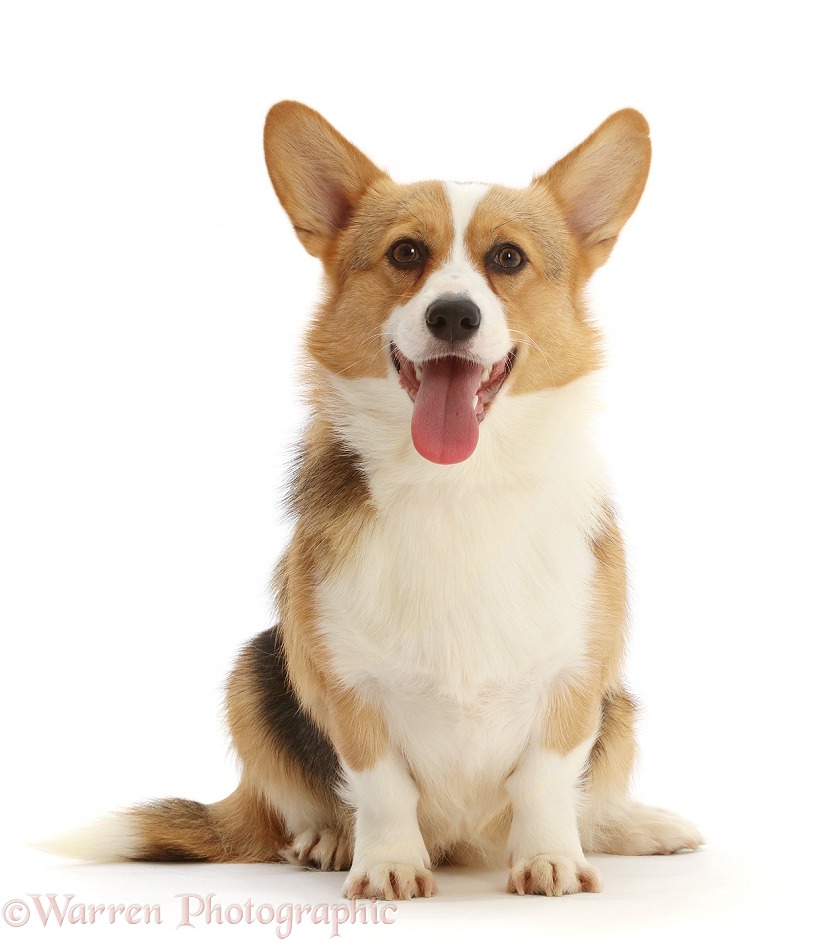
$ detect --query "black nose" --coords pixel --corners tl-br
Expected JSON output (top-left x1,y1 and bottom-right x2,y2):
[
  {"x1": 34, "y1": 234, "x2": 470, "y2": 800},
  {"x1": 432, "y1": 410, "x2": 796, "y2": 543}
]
[{"x1": 425, "y1": 296, "x2": 481, "y2": 343}]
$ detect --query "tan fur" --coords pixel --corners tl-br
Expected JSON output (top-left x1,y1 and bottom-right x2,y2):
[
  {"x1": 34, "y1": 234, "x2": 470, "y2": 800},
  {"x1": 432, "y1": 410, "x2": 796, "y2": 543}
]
[
  {"x1": 542, "y1": 512, "x2": 629, "y2": 757},
  {"x1": 128, "y1": 785, "x2": 286, "y2": 862},
  {"x1": 306, "y1": 180, "x2": 455, "y2": 379},
  {"x1": 271, "y1": 417, "x2": 390, "y2": 774},
  {"x1": 586, "y1": 689, "x2": 638, "y2": 804},
  {"x1": 326, "y1": 687, "x2": 390, "y2": 772},
  {"x1": 226, "y1": 633, "x2": 338, "y2": 823},
  {"x1": 543, "y1": 683, "x2": 603, "y2": 757},
  {"x1": 537, "y1": 512, "x2": 641, "y2": 841},
  {"x1": 589, "y1": 510, "x2": 630, "y2": 690},
  {"x1": 463, "y1": 184, "x2": 603, "y2": 396}
]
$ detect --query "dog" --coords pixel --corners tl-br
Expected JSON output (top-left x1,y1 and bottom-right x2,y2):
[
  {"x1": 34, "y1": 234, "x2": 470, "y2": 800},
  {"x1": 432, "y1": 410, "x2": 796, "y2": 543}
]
[{"x1": 50, "y1": 102, "x2": 703, "y2": 899}]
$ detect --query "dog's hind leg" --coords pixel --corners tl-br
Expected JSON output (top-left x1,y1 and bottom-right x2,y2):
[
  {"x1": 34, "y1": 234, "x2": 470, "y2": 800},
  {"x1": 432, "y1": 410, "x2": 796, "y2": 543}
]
[
  {"x1": 41, "y1": 626, "x2": 353, "y2": 868},
  {"x1": 226, "y1": 626, "x2": 354, "y2": 870},
  {"x1": 579, "y1": 688, "x2": 703, "y2": 855}
]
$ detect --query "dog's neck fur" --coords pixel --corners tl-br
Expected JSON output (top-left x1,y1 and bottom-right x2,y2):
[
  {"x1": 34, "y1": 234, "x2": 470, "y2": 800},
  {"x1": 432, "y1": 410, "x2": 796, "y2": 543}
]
[{"x1": 319, "y1": 368, "x2": 608, "y2": 503}]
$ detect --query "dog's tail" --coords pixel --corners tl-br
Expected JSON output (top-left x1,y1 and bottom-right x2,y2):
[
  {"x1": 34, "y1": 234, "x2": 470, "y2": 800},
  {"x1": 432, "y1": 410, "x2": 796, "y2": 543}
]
[{"x1": 37, "y1": 783, "x2": 287, "y2": 863}]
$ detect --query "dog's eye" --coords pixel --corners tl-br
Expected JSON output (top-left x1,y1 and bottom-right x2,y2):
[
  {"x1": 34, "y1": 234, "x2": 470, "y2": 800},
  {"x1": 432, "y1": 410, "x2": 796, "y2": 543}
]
[
  {"x1": 388, "y1": 240, "x2": 424, "y2": 268},
  {"x1": 490, "y1": 244, "x2": 526, "y2": 271}
]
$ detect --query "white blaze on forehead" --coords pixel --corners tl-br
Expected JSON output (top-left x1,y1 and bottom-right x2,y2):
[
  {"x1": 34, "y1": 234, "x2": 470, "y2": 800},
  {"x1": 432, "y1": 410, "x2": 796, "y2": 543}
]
[
  {"x1": 385, "y1": 180, "x2": 510, "y2": 366},
  {"x1": 443, "y1": 181, "x2": 490, "y2": 265}
]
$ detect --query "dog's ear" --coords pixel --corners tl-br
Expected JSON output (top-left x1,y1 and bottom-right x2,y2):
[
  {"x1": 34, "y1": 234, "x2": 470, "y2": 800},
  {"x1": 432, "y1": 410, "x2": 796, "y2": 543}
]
[
  {"x1": 264, "y1": 102, "x2": 386, "y2": 259},
  {"x1": 535, "y1": 109, "x2": 651, "y2": 271}
]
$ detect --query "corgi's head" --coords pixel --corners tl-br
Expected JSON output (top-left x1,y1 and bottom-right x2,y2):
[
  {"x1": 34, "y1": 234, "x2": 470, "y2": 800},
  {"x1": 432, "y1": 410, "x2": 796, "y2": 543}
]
[{"x1": 264, "y1": 102, "x2": 650, "y2": 466}]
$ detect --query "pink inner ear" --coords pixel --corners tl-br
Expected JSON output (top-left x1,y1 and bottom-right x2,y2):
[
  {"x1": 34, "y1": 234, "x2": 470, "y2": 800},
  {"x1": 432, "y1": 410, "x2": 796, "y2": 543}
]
[
  {"x1": 296, "y1": 162, "x2": 350, "y2": 236},
  {"x1": 323, "y1": 183, "x2": 353, "y2": 232},
  {"x1": 264, "y1": 102, "x2": 388, "y2": 256},
  {"x1": 567, "y1": 198, "x2": 598, "y2": 243},
  {"x1": 538, "y1": 111, "x2": 650, "y2": 256},
  {"x1": 563, "y1": 159, "x2": 620, "y2": 244},
  {"x1": 299, "y1": 152, "x2": 362, "y2": 239}
]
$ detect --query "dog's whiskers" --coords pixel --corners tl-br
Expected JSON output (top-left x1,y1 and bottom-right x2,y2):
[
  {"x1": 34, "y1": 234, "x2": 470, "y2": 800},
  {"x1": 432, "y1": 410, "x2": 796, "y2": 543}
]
[
  {"x1": 507, "y1": 329, "x2": 558, "y2": 385},
  {"x1": 332, "y1": 332, "x2": 390, "y2": 376}
]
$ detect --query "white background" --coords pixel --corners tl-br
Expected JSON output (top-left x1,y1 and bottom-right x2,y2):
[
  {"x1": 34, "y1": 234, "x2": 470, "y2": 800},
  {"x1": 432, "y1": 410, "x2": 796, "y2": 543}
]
[{"x1": 1, "y1": 2, "x2": 833, "y2": 939}]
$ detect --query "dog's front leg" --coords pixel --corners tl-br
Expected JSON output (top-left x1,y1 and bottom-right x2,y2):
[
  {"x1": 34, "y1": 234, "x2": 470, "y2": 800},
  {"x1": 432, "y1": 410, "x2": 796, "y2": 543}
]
[
  {"x1": 342, "y1": 752, "x2": 436, "y2": 900},
  {"x1": 329, "y1": 690, "x2": 435, "y2": 900},
  {"x1": 505, "y1": 684, "x2": 602, "y2": 896}
]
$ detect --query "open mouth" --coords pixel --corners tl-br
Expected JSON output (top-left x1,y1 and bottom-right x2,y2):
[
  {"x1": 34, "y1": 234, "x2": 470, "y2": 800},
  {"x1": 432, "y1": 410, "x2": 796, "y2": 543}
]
[{"x1": 390, "y1": 344, "x2": 516, "y2": 465}]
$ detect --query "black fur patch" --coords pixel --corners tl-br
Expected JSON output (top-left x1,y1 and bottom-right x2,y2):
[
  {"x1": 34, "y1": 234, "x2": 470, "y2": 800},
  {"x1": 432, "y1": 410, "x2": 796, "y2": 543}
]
[{"x1": 248, "y1": 626, "x2": 341, "y2": 791}]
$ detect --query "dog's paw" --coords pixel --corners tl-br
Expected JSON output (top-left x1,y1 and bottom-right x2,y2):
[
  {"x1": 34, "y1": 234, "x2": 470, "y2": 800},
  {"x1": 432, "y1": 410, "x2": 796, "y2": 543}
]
[
  {"x1": 507, "y1": 854, "x2": 601, "y2": 896},
  {"x1": 283, "y1": 829, "x2": 352, "y2": 871},
  {"x1": 584, "y1": 801, "x2": 704, "y2": 855},
  {"x1": 343, "y1": 863, "x2": 437, "y2": 900}
]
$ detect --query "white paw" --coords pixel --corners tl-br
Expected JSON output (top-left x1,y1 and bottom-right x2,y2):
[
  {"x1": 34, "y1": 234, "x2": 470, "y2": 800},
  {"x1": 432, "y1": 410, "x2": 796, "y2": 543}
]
[
  {"x1": 343, "y1": 863, "x2": 437, "y2": 900},
  {"x1": 283, "y1": 828, "x2": 352, "y2": 871},
  {"x1": 507, "y1": 853, "x2": 601, "y2": 896},
  {"x1": 585, "y1": 801, "x2": 704, "y2": 855}
]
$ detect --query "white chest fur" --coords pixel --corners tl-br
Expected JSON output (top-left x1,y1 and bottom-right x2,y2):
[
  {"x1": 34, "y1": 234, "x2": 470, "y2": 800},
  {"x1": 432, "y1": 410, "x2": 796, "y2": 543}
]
[{"x1": 315, "y1": 374, "x2": 609, "y2": 838}]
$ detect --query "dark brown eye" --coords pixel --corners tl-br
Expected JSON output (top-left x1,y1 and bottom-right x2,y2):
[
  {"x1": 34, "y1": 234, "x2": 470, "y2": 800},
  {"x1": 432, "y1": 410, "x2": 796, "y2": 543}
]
[
  {"x1": 388, "y1": 239, "x2": 424, "y2": 268},
  {"x1": 490, "y1": 244, "x2": 525, "y2": 271}
]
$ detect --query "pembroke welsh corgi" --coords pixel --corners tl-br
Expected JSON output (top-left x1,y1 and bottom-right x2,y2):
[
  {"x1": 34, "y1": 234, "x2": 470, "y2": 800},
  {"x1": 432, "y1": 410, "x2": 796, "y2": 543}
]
[{"x1": 50, "y1": 102, "x2": 703, "y2": 899}]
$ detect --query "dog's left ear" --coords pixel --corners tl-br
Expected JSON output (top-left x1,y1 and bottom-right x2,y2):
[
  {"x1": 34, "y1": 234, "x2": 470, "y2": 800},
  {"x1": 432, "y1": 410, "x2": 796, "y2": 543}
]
[
  {"x1": 264, "y1": 101, "x2": 387, "y2": 259},
  {"x1": 535, "y1": 109, "x2": 651, "y2": 271}
]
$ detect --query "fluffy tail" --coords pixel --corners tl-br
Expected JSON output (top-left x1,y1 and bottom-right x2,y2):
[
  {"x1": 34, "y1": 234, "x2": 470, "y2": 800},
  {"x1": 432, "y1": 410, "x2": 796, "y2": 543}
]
[{"x1": 38, "y1": 784, "x2": 287, "y2": 863}]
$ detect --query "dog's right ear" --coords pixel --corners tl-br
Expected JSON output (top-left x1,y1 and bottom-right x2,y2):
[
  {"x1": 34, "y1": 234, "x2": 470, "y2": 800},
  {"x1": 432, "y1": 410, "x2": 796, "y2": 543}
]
[{"x1": 264, "y1": 102, "x2": 386, "y2": 259}]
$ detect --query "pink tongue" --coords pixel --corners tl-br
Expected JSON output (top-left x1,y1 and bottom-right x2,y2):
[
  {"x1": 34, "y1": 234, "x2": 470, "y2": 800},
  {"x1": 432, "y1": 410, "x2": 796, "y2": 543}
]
[{"x1": 411, "y1": 357, "x2": 484, "y2": 464}]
